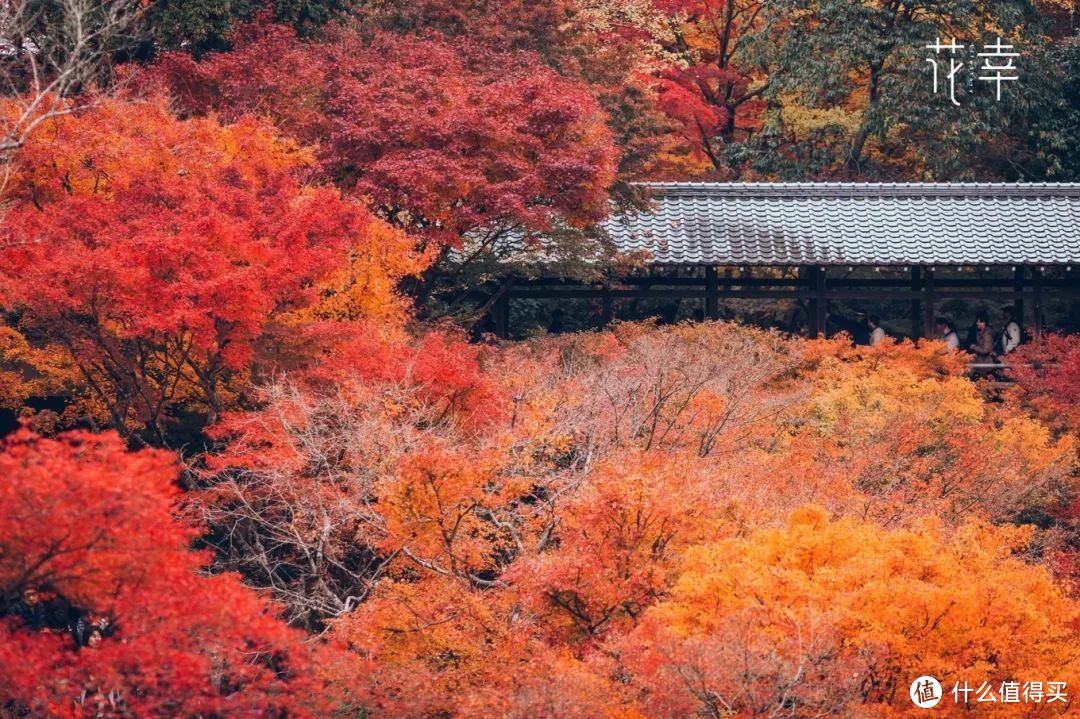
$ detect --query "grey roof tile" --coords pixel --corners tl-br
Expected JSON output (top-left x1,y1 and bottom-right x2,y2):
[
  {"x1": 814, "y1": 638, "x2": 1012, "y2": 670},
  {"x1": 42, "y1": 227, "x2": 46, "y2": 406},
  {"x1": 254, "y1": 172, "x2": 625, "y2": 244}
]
[{"x1": 603, "y1": 183, "x2": 1080, "y2": 265}]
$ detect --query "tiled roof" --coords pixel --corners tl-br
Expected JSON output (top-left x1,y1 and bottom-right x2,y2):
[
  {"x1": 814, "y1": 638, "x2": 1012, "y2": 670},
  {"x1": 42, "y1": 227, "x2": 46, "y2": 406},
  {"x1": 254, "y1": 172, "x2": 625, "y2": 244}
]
[{"x1": 602, "y1": 183, "x2": 1080, "y2": 266}]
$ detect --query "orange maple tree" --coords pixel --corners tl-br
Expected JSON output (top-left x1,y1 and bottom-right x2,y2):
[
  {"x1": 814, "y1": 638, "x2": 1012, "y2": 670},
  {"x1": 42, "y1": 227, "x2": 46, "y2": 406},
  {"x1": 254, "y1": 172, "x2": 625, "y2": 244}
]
[
  {"x1": 619, "y1": 505, "x2": 1080, "y2": 718},
  {"x1": 647, "y1": 0, "x2": 771, "y2": 175},
  {"x1": 781, "y1": 338, "x2": 1078, "y2": 526},
  {"x1": 183, "y1": 322, "x2": 1079, "y2": 717}
]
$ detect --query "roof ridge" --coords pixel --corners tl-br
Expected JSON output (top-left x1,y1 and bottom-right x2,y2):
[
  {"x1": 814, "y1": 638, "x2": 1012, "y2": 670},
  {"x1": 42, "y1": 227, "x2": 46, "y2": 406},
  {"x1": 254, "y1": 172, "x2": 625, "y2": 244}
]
[{"x1": 637, "y1": 182, "x2": 1080, "y2": 198}]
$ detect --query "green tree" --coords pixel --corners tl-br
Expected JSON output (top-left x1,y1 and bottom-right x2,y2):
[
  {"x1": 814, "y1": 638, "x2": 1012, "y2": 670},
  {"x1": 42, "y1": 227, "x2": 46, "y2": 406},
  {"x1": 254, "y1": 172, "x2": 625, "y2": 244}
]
[
  {"x1": 148, "y1": 0, "x2": 351, "y2": 54},
  {"x1": 740, "y1": 0, "x2": 1050, "y2": 179},
  {"x1": 1004, "y1": 36, "x2": 1080, "y2": 180}
]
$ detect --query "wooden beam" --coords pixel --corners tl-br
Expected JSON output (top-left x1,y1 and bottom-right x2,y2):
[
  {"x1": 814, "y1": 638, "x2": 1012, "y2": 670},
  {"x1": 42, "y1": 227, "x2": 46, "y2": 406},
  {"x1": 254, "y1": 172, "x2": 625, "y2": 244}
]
[
  {"x1": 511, "y1": 275, "x2": 1020, "y2": 290},
  {"x1": 513, "y1": 274, "x2": 1079, "y2": 290},
  {"x1": 816, "y1": 269, "x2": 828, "y2": 338},
  {"x1": 508, "y1": 285, "x2": 1080, "y2": 301}
]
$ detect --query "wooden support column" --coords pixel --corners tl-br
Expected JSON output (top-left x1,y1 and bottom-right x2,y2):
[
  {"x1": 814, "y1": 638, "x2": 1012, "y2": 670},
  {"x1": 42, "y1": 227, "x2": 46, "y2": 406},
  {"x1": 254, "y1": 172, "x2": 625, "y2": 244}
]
[
  {"x1": 490, "y1": 293, "x2": 510, "y2": 339},
  {"x1": 1013, "y1": 266, "x2": 1025, "y2": 326},
  {"x1": 1033, "y1": 266, "x2": 1044, "y2": 338},
  {"x1": 482, "y1": 279, "x2": 514, "y2": 339},
  {"x1": 808, "y1": 266, "x2": 827, "y2": 338},
  {"x1": 910, "y1": 267, "x2": 924, "y2": 338},
  {"x1": 601, "y1": 284, "x2": 613, "y2": 327},
  {"x1": 922, "y1": 267, "x2": 936, "y2": 339},
  {"x1": 705, "y1": 266, "x2": 719, "y2": 319}
]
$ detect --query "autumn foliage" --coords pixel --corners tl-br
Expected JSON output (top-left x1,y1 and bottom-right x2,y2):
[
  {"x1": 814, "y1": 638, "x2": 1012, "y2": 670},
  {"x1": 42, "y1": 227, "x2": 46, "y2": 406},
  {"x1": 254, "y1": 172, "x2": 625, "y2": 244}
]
[
  {"x1": 1010, "y1": 334, "x2": 1080, "y2": 435},
  {"x1": 2, "y1": 3, "x2": 1080, "y2": 717},
  {"x1": 5, "y1": 269, "x2": 1080, "y2": 716},
  {"x1": 188, "y1": 324, "x2": 1080, "y2": 717},
  {"x1": 156, "y1": 20, "x2": 620, "y2": 245},
  {"x1": 623, "y1": 507, "x2": 1079, "y2": 718},
  {"x1": 0, "y1": 429, "x2": 352, "y2": 717},
  {"x1": 0, "y1": 95, "x2": 424, "y2": 444}
]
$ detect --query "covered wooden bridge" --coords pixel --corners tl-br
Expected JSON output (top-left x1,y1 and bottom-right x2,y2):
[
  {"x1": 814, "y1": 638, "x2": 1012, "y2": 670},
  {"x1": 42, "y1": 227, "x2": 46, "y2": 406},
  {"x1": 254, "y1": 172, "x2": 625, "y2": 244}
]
[{"x1": 496, "y1": 183, "x2": 1080, "y2": 338}]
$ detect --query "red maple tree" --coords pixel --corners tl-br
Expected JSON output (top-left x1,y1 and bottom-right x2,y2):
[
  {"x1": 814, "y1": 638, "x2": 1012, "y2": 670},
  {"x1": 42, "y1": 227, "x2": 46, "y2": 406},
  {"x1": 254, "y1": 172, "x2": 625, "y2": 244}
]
[
  {"x1": 0, "y1": 428, "x2": 356, "y2": 718},
  {"x1": 0, "y1": 95, "x2": 419, "y2": 444},
  {"x1": 155, "y1": 20, "x2": 620, "y2": 246}
]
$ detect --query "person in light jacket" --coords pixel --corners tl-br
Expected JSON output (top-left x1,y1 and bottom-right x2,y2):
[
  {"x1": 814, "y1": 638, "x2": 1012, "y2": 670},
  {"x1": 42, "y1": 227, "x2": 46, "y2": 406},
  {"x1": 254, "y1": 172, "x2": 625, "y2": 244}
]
[
  {"x1": 936, "y1": 318, "x2": 960, "y2": 350},
  {"x1": 1001, "y1": 306, "x2": 1022, "y2": 354},
  {"x1": 868, "y1": 315, "x2": 887, "y2": 346}
]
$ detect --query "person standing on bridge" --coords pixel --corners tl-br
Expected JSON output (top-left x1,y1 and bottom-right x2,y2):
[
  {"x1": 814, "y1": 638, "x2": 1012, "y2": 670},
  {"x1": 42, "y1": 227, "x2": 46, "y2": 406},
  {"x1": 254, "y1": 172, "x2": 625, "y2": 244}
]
[
  {"x1": 851, "y1": 311, "x2": 871, "y2": 346},
  {"x1": 868, "y1": 315, "x2": 887, "y2": 346},
  {"x1": 1000, "y1": 306, "x2": 1022, "y2": 355},
  {"x1": 936, "y1": 318, "x2": 960, "y2": 351},
  {"x1": 969, "y1": 311, "x2": 995, "y2": 364}
]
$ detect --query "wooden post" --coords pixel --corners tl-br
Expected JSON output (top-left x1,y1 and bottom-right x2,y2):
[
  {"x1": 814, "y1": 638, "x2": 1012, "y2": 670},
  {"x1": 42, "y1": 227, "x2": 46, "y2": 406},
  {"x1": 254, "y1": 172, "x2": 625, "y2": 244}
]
[
  {"x1": 910, "y1": 266, "x2": 923, "y2": 338},
  {"x1": 705, "y1": 266, "x2": 719, "y2": 319},
  {"x1": 816, "y1": 268, "x2": 828, "y2": 337},
  {"x1": 922, "y1": 268, "x2": 936, "y2": 340},
  {"x1": 1013, "y1": 266, "x2": 1025, "y2": 327},
  {"x1": 490, "y1": 293, "x2": 510, "y2": 339},
  {"x1": 1033, "y1": 266, "x2": 1044, "y2": 338},
  {"x1": 808, "y1": 266, "x2": 827, "y2": 338},
  {"x1": 601, "y1": 284, "x2": 613, "y2": 327}
]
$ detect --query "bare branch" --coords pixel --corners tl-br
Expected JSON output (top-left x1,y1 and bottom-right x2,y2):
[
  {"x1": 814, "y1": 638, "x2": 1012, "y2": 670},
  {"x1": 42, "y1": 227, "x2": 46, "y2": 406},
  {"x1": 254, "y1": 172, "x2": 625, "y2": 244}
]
[{"x1": 0, "y1": 0, "x2": 145, "y2": 159}]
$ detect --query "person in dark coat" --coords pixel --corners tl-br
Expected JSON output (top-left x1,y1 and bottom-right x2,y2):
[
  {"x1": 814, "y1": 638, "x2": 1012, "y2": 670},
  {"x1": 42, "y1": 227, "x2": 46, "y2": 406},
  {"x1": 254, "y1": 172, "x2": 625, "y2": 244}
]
[
  {"x1": 964, "y1": 320, "x2": 978, "y2": 351},
  {"x1": 547, "y1": 308, "x2": 565, "y2": 334},
  {"x1": 6, "y1": 587, "x2": 94, "y2": 650},
  {"x1": 969, "y1": 311, "x2": 995, "y2": 363},
  {"x1": 825, "y1": 309, "x2": 848, "y2": 339},
  {"x1": 850, "y1": 310, "x2": 871, "y2": 346}
]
